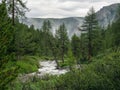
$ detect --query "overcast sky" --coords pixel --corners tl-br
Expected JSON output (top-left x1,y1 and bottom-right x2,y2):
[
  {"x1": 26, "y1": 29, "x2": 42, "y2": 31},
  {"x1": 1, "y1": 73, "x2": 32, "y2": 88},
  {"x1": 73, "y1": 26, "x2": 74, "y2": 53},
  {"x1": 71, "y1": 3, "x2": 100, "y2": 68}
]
[{"x1": 26, "y1": 0, "x2": 120, "y2": 18}]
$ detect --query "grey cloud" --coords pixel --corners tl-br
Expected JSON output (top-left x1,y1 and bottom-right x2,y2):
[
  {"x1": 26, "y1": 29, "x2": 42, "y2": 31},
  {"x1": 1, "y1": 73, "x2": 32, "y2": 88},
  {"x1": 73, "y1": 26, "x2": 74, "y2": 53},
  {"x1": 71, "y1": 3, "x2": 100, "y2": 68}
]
[
  {"x1": 58, "y1": 0, "x2": 82, "y2": 2},
  {"x1": 26, "y1": 0, "x2": 120, "y2": 18},
  {"x1": 58, "y1": 0, "x2": 120, "y2": 3}
]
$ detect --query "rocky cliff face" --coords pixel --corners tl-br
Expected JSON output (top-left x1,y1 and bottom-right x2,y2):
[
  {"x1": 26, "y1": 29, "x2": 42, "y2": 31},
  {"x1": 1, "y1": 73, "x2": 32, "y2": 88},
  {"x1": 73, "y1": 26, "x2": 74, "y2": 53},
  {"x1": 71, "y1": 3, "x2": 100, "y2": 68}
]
[
  {"x1": 96, "y1": 3, "x2": 120, "y2": 28},
  {"x1": 22, "y1": 3, "x2": 120, "y2": 38}
]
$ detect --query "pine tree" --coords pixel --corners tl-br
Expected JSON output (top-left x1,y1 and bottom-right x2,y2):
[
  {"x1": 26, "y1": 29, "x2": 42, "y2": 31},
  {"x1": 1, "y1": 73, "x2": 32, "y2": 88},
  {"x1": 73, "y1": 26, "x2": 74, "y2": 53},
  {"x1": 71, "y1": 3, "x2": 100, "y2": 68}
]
[
  {"x1": 111, "y1": 6, "x2": 120, "y2": 47},
  {"x1": 49, "y1": 35, "x2": 60, "y2": 68},
  {"x1": 41, "y1": 20, "x2": 53, "y2": 56},
  {"x1": 104, "y1": 24, "x2": 114, "y2": 50},
  {"x1": 0, "y1": 2, "x2": 18, "y2": 89},
  {"x1": 56, "y1": 23, "x2": 69, "y2": 63},
  {"x1": 14, "y1": 23, "x2": 37, "y2": 58},
  {"x1": 81, "y1": 7, "x2": 99, "y2": 60},
  {"x1": 4, "y1": 0, "x2": 28, "y2": 25},
  {"x1": 71, "y1": 34, "x2": 80, "y2": 61},
  {"x1": 90, "y1": 25, "x2": 103, "y2": 56},
  {"x1": 67, "y1": 49, "x2": 75, "y2": 71},
  {"x1": 79, "y1": 33, "x2": 88, "y2": 62}
]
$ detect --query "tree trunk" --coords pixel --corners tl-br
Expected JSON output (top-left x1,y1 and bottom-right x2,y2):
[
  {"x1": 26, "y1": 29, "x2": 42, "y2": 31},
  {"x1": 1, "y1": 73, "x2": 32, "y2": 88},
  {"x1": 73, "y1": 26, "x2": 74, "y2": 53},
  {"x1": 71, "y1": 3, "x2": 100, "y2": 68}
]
[
  {"x1": 61, "y1": 47, "x2": 64, "y2": 63},
  {"x1": 88, "y1": 24, "x2": 92, "y2": 60},
  {"x1": 54, "y1": 56, "x2": 59, "y2": 69},
  {"x1": 12, "y1": 0, "x2": 15, "y2": 25},
  {"x1": 61, "y1": 40, "x2": 64, "y2": 63}
]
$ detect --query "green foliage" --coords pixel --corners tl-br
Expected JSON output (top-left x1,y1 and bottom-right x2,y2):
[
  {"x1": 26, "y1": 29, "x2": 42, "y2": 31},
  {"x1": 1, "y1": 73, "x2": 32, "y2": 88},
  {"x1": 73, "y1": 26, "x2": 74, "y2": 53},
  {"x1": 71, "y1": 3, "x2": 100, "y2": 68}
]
[
  {"x1": 0, "y1": 2, "x2": 18, "y2": 89},
  {"x1": 67, "y1": 49, "x2": 76, "y2": 70},
  {"x1": 91, "y1": 28, "x2": 103, "y2": 55},
  {"x1": 1, "y1": 2, "x2": 120, "y2": 90},
  {"x1": 15, "y1": 23, "x2": 37, "y2": 57},
  {"x1": 14, "y1": 20, "x2": 56, "y2": 57},
  {"x1": 80, "y1": 7, "x2": 101, "y2": 60},
  {"x1": 56, "y1": 23, "x2": 69, "y2": 62},
  {"x1": 103, "y1": 25, "x2": 114, "y2": 49},
  {"x1": 71, "y1": 34, "x2": 80, "y2": 60},
  {"x1": 7, "y1": 49, "x2": 120, "y2": 90},
  {"x1": 55, "y1": 49, "x2": 120, "y2": 90},
  {"x1": 40, "y1": 20, "x2": 53, "y2": 56},
  {"x1": 5, "y1": 0, "x2": 28, "y2": 25},
  {"x1": 111, "y1": 18, "x2": 120, "y2": 46},
  {"x1": 8, "y1": 75, "x2": 59, "y2": 90},
  {"x1": 16, "y1": 56, "x2": 39, "y2": 74},
  {"x1": 79, "y1": 33, "x2": 88, "y2": 62}
]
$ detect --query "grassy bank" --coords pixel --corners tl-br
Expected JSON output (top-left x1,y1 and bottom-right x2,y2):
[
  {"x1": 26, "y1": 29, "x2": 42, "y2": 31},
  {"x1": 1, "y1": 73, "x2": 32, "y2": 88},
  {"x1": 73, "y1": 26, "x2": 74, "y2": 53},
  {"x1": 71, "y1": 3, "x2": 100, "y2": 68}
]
[
  {"x1": 16, "y1": 56, "x2": 40, "y2": 74},
  {"x1": 7, "y1": 49, "x2": 120, "y2": 90}
]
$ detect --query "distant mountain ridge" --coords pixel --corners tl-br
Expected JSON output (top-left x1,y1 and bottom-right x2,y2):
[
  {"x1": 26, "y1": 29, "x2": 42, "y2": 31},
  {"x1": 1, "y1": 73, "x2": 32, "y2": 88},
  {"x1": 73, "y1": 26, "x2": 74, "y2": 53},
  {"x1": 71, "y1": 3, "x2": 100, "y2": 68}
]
[
  {"x1": 22, "y1": 3, "x2": 120, "y2": 38},
  {"x1": 96, "y1": 3, "x2": 120, "y2": 28},
  {"x1": 23, "y1": 17, "x2": 84, "y2": 38}
]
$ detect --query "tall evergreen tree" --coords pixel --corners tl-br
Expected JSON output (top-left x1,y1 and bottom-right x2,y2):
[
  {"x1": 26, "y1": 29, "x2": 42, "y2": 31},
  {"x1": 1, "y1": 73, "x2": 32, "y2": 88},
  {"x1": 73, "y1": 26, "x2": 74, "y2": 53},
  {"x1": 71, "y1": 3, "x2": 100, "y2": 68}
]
[
  {"x1": 4, "y1": 0, "x2": 28, "y2": 25},
  {"x1": 71, "y1": 34, "x2": 80, "y2": 61},
  {"x1": 79, "y1": 33, "x2": 88, "y2": 61},
  {"x1": 81, "y1": 7, "x2": 99, "y2": 60},
  {"x1": 111, "y1": 6, "x2": 120, "y2": 47},
  {"x1": 41, "y1": 20, "x2": 53, "y2": 56},
  {"x1": 0, "y1": 2, "x2": 18, "y2": 89},
  {"x1": 56, "y1": 23, "x2": 69, "y2": 63},
  {"x1": 14, "y1": 23, "x2": 37, "y2": 59},
  {"x1": 103, "y1": 24, "x2": 114, "y2": 50}
]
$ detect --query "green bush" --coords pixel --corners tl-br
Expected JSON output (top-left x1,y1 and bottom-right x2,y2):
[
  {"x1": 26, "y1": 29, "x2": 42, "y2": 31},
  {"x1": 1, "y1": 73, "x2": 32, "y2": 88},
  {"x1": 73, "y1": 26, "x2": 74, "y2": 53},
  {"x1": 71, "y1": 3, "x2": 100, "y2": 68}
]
[
  {"x1": 55, "y1": 50, "x2": 120, "y2": 90},
  {"x1": 16, "y1": 56, "x2": 39, "y2": 74},
  {"x1": 8, "y1": 50, "x2": 120, "y2": 90}
]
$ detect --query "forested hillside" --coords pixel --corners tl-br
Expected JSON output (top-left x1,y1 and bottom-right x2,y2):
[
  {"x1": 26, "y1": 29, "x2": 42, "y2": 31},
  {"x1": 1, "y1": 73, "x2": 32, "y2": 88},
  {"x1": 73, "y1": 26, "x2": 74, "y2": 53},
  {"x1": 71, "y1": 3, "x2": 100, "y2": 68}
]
[
  {"x1": 22, "y1": 3, "x2": 120, "y2": 38},
  {"x1": 0, "y1": 0, "x2": 120, "y2": 90}
]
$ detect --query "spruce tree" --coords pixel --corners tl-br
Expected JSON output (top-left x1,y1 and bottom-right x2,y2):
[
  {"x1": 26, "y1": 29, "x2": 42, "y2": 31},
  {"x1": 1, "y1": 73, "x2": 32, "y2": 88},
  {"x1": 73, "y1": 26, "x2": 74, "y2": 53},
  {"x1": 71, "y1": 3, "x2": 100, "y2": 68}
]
[
  {"x1": 56, "y1": 23, "x2": 69, "y2": 63},
  {"x1": 71, "y1": 34, "x2": 80, "y2": 61},
  {"x1": 4, "y1": 0, "x2": 28, "y2": 25},
  {"x1": 111, "y1": 6, "x2": 120, "y2": 47},
  {"x1": 81, "y1": 7, "x2": 99, "y2": 60},
  {"x1": 41, "y1": 20, "x2": 53, "y2": 56},
  {"x1": 0, "y1": 2, "x2": 18, "y2": 89}
]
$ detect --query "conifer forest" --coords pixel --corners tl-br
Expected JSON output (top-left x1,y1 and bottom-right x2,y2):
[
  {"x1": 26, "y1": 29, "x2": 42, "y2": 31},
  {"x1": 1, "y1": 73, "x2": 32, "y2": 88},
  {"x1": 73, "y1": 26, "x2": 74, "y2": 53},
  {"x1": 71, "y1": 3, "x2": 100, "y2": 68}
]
[{"x1": 0, "y1": 0, "x2": 120, "y2": 90}]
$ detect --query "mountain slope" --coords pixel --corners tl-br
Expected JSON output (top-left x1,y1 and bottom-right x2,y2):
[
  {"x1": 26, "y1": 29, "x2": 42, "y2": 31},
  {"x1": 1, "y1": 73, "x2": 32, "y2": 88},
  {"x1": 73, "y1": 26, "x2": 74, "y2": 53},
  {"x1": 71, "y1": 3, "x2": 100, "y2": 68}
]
[
  {"x1": 22, "y1": 3, "x2": 120, "y2": 38},
  {"x1": 23, "y1": 17, "x2": 84, "y2": 38},
  {"x1": 97, "y1": 3, "x2": 120, "y2": 28}
]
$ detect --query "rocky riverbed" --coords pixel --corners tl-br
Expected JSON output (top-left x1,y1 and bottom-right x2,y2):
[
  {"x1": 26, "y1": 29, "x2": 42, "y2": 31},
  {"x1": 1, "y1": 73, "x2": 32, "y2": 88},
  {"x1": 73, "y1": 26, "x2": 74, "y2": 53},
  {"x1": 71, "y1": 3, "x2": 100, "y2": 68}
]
[
  {"x1": 37, "y1": 61, "x2": 68, "y2": 76},
  {"x1": 20, "y1": 60, "x2": 69, "y2": 82}
]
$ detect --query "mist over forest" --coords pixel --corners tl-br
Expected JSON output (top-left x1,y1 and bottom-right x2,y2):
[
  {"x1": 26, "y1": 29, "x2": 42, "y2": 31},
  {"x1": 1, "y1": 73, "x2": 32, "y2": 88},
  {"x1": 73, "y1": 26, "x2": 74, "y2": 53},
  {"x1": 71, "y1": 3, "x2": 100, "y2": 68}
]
[{"x1": 0, "y1": 0, "x2": 120, "y2": 90}]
